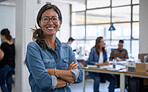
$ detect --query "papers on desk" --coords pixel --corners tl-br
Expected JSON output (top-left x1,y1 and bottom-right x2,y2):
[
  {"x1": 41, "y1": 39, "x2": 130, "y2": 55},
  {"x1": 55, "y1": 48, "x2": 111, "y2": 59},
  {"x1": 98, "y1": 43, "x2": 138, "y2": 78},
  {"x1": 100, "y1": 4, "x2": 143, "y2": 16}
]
[
  {"x1": 99, "y1": 65, "x2": 118, "y2": 71},
  {"x1": 99, "y1": 65, "x2": 112, "y2": 69},
  {"x1": 86, "y1": 65, "x2": 97, "y2": 68},
  {"x1": 100, "y1": 65, "x2": 127, "y2": 72},
  {"x1": 86, "y1": 64, "x2": 127, "y2": 72},
  {"x1": 86, "y1": 65, "x2": 127, "y2": 72},
  {"x1": 109, "y1": 61, "x2": 127, "y2": 65}
]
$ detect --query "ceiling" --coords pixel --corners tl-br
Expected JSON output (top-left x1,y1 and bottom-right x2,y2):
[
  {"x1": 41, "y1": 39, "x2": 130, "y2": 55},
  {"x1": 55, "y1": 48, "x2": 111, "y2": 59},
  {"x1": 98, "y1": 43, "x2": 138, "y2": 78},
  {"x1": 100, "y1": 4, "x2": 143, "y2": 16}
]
[
  {"x1": 0, "y1": 0, "x2": 15, "y2": 6},
  {"x1": 0, "y1": 0, "x2": 84, "y2": 6},
  {"x1": 0, "y1": 0, "x2": 7, "y2": 2}
]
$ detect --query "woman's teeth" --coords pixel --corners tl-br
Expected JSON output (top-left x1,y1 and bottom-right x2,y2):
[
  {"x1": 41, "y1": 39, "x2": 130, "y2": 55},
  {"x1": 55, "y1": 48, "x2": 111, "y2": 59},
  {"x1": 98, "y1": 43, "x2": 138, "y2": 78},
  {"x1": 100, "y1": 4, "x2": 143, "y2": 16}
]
[{"x1": 47, "y1": 27, "x2": 54, "y2": 29}]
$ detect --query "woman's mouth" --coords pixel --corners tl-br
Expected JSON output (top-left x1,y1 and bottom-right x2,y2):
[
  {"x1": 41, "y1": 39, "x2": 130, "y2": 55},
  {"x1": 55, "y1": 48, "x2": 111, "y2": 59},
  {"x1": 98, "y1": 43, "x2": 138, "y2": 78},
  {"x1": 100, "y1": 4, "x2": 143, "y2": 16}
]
[{"x1": 47, "y1": 27, "x2": 55, "y2": 30}]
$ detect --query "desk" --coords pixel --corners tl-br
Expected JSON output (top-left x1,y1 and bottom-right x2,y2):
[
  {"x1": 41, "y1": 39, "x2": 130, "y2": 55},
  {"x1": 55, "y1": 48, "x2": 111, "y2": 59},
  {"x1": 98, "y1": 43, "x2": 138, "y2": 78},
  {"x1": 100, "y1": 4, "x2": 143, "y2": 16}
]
[{"x1": 83, "y1": 67, "x2": 148, "y2": 92}]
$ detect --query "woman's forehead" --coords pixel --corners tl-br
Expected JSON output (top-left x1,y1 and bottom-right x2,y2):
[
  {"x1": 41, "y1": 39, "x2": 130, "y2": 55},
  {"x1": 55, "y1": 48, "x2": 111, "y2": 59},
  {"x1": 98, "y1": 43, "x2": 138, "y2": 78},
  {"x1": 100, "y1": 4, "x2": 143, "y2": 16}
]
[{"x1": 42, "y1": 9, "x2": 58, "y2": 17}]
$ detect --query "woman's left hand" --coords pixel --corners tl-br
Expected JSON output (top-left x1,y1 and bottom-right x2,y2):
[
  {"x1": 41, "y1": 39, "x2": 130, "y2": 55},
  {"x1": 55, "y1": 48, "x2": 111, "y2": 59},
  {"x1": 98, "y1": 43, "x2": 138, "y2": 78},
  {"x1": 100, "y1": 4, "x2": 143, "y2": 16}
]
[{"x1": 68, "y1": 62, "x2": 78, "y2": 70}]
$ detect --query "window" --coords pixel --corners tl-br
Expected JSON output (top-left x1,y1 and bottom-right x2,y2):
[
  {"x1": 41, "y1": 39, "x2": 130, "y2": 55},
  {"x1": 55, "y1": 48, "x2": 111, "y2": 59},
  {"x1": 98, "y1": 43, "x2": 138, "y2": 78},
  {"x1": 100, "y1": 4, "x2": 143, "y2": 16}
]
[
  {"x1": 86, "y1": 8, "x2": 110, "y2": 24},
  {"x1": 72, "y1": 12, "x2": 85, "y2": 25},
  {"x1": 112, "y1": 6, "x2": 131, "y2": 22},
  {"x1": 86, "y1": 24, "x2": 110, "y2": 39},
  {"x1": 87, "y1": 0, "x2": 110, "y2": 9},
  {"x1": 71, "y1": 0, "x2": 139, "y2": 59}
]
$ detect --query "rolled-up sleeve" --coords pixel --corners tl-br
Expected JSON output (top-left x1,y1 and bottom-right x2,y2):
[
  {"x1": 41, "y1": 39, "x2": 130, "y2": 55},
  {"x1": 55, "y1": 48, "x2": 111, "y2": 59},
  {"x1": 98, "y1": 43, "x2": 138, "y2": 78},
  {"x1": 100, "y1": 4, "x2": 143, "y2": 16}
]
[
  {"x1": 71, "y1": 69, "x2": 79, "y2": 82},
  {"x1": 69, "y1": 46, "x2": 83, "y2": 83},
  {"x1": 51, "y1": 75, "x2": 57, "y2": 89}
]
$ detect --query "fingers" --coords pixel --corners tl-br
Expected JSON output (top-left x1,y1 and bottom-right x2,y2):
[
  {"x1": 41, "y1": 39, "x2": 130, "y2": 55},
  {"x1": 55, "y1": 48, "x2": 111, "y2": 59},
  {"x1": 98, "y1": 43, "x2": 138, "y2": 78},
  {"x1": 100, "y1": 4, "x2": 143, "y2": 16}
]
[
  {"x1": 68, "y1": 62, "x2": 74, "y2": 69},
  {"x1": 105, "y1": 62, "x2": 110, "y2": 65},
  {"x1": 68, "y1": 62, "x2": 78, "y2": 69},
  {"x1": 71, "y1": 63, "x2": 78, "y2": 69}
]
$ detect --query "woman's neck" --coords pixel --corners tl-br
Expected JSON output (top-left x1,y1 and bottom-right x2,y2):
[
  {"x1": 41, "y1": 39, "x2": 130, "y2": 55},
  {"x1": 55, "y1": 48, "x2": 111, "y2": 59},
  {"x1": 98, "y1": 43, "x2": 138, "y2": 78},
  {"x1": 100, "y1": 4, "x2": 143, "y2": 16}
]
[
  {"x1": 45, "y1": 36, "x2": 56, "y2": 50},
  {"x1": 3, "y1": 39, "x2": 13, "y2": 45}
]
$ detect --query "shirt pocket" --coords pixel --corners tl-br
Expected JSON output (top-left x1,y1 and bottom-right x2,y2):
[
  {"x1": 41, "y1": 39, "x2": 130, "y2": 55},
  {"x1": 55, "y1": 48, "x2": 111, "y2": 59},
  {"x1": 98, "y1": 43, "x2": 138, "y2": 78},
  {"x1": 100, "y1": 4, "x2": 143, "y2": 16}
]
[
  {"x1": 62, "y1": 58, "x2": 69, "y2": 70},
  {"x1": 43, "y1": 59, "x2": 55, "y2": 68}
]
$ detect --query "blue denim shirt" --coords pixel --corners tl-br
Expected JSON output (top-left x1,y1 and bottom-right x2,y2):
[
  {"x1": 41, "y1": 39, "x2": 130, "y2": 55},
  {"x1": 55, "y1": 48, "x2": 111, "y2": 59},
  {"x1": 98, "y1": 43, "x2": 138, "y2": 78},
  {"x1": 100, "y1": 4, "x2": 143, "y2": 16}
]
[
  {"x1": 87, "y1": 47, "x2": 108, "y2": 65},
  {"x1": 25, "y1": 37, "x2": 83, "y2": 92}
]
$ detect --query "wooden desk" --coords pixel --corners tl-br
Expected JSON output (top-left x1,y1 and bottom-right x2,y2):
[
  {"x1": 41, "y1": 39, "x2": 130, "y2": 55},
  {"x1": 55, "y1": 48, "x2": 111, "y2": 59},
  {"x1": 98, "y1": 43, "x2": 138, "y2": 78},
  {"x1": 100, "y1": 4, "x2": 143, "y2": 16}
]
[{"x1": 82, "y1": 67, "x2": 148, "y2": 92}]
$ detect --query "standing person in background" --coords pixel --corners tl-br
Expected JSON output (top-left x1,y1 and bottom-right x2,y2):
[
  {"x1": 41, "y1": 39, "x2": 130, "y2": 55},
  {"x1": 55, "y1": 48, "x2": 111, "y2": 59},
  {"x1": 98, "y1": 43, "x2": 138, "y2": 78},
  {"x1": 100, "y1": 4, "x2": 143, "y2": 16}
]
[
  {"x1": 87, "y1": 37, "x2": 116, "y2": 92},
  {"x1": 67, "y1": 37, "x2": 75, "y2": 46},
  {"x1": 109, "y1": 40, "x2": 129, "y2": 61},
  {"x1": 0, "y1": 28, "x2": 15, "y2": 92},
  {"x1": 25, "y1": 3, "x2": 83, "y2": 92}
]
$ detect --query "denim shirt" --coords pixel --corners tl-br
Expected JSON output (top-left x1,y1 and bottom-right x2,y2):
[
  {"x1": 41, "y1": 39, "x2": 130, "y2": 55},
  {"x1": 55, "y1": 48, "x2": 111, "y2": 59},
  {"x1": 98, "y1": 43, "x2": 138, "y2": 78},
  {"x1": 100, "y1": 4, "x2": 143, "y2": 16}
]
[
  {"x1": 25, "y1": 37, "x2": 83, "y2": 92},
  {"x1": 87, "y1": 47, "x2": 108, "y2": 65}
]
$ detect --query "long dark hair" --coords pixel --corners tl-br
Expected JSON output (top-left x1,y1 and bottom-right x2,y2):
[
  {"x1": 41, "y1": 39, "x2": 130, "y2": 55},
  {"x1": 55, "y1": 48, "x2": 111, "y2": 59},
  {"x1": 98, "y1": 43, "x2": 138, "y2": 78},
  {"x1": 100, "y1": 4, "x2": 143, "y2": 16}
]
[
  {"x1": 1, "y1": 28, "x2": 12, "y2": 41},
  {"x1": 94, "y1": 37, "x2": 106, "y2": 54},
  {"x1": 33, "y1": 3, "x2": 62, "y2": 49}
]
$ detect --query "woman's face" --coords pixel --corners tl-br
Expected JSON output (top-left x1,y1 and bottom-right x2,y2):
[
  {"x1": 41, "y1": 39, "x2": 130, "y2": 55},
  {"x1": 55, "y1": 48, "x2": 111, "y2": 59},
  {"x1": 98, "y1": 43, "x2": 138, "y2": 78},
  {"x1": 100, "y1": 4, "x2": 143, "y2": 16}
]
[
  {"x1": 39, "y1": 9, "x2": 62, "y2": 37},
  {"x1": 99, "y1": 38, "x2": 105, "y2": 48}
]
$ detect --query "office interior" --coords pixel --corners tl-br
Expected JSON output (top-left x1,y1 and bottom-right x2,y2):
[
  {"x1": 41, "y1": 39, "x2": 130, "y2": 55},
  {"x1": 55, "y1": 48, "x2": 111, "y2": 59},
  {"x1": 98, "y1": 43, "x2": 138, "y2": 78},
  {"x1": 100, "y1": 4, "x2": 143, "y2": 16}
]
[{"x1": 0, "y1": 0, "x2": 148, "y2": 92}]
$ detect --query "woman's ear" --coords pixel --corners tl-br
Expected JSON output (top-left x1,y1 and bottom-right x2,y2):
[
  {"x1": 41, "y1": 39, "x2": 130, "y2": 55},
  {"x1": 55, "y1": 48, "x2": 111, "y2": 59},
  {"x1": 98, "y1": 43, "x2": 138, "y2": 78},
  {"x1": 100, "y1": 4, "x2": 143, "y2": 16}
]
[
  {"x1": 60, "y1": 19, "x2": 62, "y2": 25},
  {"x1": 58, "y1": 20, "x2": 62, "y2": 31},
  {"x1": 39, "y1": 21, "x2": 41, "y2": 27}
]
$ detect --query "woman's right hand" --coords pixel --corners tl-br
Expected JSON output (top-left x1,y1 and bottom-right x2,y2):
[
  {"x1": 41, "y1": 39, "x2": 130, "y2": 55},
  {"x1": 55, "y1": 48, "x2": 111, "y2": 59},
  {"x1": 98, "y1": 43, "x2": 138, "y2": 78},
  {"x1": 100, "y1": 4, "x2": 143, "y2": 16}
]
[
  {"x1": 97, "y1": 62, "x2": 110, "y2": 66},
  {"x1": 68, "y1": 62, "x2": 78, "y2": 70},
  {"x1": 104, "y1": 62, "x2": 110, "y2": 65}
]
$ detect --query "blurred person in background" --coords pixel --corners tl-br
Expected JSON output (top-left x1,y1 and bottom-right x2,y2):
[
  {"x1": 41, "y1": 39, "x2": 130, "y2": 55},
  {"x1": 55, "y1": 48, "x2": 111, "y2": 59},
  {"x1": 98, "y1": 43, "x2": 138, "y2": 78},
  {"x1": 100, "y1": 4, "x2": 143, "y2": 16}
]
[
  {"x1": 87, "y1": 37, "x2": 116, "y2": 92},
  {"x1": 67, "y1": 37, "x2": 75, "y2": 46},
  {"x1": 0, "y1": 28, "x2": 15, "y2": 92},
  {"x1": 109, "y1": 40, "x2": 129, "y2": 61}
]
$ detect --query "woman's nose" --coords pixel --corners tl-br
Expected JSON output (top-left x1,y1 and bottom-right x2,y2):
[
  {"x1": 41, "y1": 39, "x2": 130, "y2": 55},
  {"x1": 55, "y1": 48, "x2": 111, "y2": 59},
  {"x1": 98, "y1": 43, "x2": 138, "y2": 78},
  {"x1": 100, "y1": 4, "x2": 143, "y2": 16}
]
[{"x1": 47, "y1": 18, "x2": 54, "y2": 24}]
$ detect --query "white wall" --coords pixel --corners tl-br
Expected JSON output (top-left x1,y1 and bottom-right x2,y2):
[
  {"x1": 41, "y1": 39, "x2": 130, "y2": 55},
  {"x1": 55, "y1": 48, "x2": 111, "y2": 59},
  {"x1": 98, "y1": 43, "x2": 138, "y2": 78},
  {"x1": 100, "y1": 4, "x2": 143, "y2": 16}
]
[
  {"x1": 139, "y1": 0, "x2": 148, "y2": 53},
  {"x1": 0, "y1": 5, "x2": 15, "y2": 38}
]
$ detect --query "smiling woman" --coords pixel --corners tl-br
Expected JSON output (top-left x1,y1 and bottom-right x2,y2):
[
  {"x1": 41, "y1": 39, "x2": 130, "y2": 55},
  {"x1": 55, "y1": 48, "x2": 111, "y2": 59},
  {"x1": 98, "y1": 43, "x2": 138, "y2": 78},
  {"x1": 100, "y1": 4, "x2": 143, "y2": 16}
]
[{"x1": 25, "y1": 3, "x2": 83, "y2": 92}]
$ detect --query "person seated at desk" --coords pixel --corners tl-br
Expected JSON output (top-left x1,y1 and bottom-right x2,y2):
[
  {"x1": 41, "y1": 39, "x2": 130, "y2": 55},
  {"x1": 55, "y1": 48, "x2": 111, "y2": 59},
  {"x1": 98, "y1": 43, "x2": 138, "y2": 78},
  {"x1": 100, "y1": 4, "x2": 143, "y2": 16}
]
[
  {"x1": 109, "y1": 40, "x2": 129, "y2": 61},
  {"x1": 87, "y1": 37, "x2": 116, "y2": 92}
]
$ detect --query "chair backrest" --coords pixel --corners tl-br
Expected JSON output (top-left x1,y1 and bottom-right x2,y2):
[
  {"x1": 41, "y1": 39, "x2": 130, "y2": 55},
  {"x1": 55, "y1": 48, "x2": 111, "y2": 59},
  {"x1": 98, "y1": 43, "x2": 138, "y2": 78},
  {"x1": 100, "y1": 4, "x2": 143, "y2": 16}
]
[{"x1": 138, "y1": 53, "x2": 148, "y2": 63}]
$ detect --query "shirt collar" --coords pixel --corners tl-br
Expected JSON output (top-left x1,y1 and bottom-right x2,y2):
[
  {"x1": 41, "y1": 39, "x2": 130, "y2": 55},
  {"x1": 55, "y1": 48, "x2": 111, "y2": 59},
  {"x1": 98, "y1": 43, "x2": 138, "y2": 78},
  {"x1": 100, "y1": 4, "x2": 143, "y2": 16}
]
[{"x1": 117, "y1": 48, "x2": 124, "y2": 52}]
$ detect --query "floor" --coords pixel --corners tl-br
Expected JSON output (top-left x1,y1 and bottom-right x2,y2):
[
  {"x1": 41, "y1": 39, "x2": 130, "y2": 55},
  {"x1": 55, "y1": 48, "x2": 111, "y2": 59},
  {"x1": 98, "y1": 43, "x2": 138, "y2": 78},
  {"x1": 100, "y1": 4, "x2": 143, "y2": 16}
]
[
  {"x1": 71, "y1": 79, "x2": 122, "y2": 92},
  {"x1": 0, "y1": 79, "x2": 123, "y2": 92}
]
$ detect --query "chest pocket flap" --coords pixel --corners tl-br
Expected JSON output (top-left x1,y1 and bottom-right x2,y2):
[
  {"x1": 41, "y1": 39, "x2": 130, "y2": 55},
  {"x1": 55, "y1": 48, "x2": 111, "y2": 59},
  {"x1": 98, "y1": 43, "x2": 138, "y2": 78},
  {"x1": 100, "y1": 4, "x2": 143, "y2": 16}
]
[
  {"x1": 62, "y1": 58, "x2": 69, "y2": 70},
  {"x1": 43, "y1": 59, "x2": 55, "y2": 68}
]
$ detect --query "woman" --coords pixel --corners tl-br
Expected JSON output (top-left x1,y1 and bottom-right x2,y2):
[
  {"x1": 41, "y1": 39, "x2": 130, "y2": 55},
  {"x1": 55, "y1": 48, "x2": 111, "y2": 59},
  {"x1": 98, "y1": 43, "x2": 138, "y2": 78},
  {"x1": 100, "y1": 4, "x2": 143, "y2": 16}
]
[
  {"x1": 0, "y1": 28, "x2": 15, "y2": 92},
  {"x1": 25, "y1": 3, "x2": 83, "y2": 92},
  {"x1": 87, "y1": 37, "x2": 116, "y2": 92}
]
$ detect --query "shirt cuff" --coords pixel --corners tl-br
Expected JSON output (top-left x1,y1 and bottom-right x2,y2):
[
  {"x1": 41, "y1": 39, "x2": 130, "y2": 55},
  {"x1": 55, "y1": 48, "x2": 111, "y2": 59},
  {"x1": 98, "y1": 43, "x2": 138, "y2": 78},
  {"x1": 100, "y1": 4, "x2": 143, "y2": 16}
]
[
  {"x1": 71, "y1": 69, "x2": 79, "y2": 82},
  {"x1": 51, "y1": 75, "x2": 57, "y2": 89}
]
